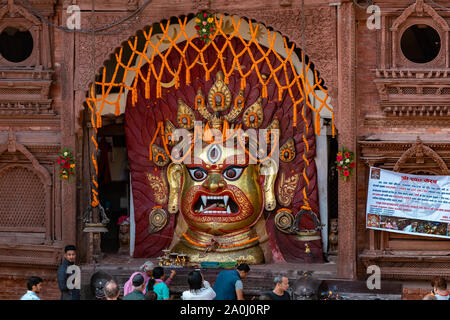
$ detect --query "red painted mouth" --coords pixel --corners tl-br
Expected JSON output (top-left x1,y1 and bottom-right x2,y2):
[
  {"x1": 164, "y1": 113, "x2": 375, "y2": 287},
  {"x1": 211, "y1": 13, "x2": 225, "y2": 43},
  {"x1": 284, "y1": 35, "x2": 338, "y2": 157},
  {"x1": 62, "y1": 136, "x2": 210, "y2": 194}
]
[{"x1": 191, "y1": 191, "x2": 240, "y2": 216}]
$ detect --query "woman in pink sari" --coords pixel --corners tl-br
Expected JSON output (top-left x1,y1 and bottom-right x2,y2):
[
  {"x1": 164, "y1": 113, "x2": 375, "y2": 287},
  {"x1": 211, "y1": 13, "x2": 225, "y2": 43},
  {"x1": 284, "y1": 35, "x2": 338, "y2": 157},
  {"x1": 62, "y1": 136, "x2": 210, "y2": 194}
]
[
  {"x1": 123, "y1": 261, "x2": 176, "y2": 296},
  {"x1": 123, "y1": 261, "x2": 153, "y2": 295}
]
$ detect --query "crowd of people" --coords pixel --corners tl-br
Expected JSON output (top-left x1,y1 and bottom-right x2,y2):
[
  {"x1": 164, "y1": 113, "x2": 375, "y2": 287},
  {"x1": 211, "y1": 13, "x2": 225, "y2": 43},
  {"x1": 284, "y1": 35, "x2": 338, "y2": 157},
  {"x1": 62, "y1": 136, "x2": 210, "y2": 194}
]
[
  {"x1": 117, "y1": 261, "x2": 290, "y2": 300},
  {"x1": 19, "y1": 245, "x2": 291, "y2": 300},
  {"x1": 18, "y1": 244, "x2": 449, "y2": 301}
]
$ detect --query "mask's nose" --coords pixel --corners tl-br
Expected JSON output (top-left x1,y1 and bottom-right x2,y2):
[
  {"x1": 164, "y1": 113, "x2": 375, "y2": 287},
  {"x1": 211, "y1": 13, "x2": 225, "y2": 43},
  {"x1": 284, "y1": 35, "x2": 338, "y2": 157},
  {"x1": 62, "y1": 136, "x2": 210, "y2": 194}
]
[{"x1": 202, "y1": 172, "x2": 226, "y2": 192}]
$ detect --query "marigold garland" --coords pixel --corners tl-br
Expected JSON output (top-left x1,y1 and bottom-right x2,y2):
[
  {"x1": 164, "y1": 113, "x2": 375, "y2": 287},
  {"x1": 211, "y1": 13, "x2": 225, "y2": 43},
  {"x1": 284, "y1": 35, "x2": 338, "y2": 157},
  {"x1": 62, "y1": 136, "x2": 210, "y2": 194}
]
[
  {"x1": 58, "y1": 148, "x2": 75, "y2": 181},
  {"x1": 335, "y1": 146, "x2": 355, "y2": 182},
  {"x1": 195, "y1": 12, "x2": 215, "y2": 43}
]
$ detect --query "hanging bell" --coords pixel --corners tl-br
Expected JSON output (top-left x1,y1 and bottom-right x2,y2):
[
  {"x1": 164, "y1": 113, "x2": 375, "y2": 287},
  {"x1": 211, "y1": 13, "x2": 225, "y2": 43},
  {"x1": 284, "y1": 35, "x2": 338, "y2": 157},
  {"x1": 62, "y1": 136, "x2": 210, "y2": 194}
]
[{"x1": 305, "y1": 243, "x2": 311, "y2": 254}]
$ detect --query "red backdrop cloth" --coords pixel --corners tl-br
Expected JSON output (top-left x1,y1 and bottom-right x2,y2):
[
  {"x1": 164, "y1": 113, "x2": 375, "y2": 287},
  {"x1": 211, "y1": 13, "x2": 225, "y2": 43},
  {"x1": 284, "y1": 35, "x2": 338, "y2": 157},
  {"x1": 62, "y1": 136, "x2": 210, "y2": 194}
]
[{"x1": 125, "y1": 36, "x2": 322, "y2": 262}]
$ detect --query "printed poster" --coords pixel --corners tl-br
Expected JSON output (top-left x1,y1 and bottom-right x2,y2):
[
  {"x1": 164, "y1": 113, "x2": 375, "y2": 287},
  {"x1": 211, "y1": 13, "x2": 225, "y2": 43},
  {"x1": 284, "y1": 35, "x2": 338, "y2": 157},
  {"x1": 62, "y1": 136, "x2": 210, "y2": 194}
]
[{"x1": 366, "y1": 167, "x2": 450, "y2": 239}]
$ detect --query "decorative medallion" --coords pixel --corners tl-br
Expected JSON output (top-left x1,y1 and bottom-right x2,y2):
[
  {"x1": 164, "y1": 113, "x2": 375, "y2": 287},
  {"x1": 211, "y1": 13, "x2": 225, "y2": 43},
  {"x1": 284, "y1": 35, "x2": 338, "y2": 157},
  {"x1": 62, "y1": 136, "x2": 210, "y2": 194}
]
[
  {"x1": 148, "y1": 207, "x2": 169, "y2": 234},
  {"x1": 146, "y1": 172, "x2": 169, "y2": 204},
  {"x1": 151, "y1": 144, "x2": 170, "y2": 167},
  {"x1": 279, "y1": 138, "x2": 296, "y2": 162},
  {"x1": 274, "y1": 209, "x2": 295, "y2": 234},
  {"x1": 177, "y1": 99, "x2": 195, "y2": 130},
  {"x1": 277, "y1": 172, "x2": 300, "y2": 206},
  {"x1": 243, "y1": 97, "x2": 263, "y2": 128}
]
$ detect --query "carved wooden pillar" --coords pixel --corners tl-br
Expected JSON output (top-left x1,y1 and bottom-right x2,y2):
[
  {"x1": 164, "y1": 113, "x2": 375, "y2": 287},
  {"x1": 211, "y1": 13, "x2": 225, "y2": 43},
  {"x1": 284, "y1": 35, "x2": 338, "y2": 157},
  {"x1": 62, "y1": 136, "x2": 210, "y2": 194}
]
[
  {"x1": 60, "y1": 7, "x2": 77, "y2": 248},
  {"x1": 337, "y1": 1, "x2": 357, "y2": 280}
]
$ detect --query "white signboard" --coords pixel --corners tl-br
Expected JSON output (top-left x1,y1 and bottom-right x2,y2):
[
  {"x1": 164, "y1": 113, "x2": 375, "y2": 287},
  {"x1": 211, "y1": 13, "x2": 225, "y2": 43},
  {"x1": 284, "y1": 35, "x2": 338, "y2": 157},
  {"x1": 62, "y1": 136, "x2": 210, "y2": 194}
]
[{"x1": 366, "y1": 167, "x2": 450, "y2": 239}]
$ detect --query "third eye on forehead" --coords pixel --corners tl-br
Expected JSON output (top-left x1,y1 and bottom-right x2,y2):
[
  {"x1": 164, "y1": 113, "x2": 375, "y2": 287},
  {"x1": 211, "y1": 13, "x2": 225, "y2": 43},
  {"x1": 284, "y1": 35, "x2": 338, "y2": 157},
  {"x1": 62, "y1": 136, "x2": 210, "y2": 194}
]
[{"x1": 190, "y1": 146, "x2": 249, "y2": 166}]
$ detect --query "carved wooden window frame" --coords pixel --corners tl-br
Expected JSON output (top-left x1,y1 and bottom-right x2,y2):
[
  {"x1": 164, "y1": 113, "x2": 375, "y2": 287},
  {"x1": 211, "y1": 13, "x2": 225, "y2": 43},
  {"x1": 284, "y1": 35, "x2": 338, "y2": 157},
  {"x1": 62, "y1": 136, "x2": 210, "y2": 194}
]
[
  {"x1": 0, "y1": 164, "x2": 48, "y2": 232},
  {"x1": 395, "y1": 19, "x2": 446, "y2": 68},
  {"x1": 0, "y1": 21, "x2": 40, "y2": 67},
  {"x1": 0, "y1": 13, "x2": 41, "y2": 67},
  {"x1": 0, "y1": 132, "x2": 53, "y2": 243},
  {"x1": 389, "y1": 0, "x2": 450, "y2": 69},
  {"x1": 0, "y1": 0, "x2": 54, "y2": 68}
]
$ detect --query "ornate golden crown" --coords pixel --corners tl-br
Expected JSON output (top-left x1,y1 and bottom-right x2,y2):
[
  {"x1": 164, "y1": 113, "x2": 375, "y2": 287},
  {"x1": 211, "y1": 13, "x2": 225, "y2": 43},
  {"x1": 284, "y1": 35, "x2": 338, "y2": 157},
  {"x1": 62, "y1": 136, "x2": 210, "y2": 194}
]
[
  {"x1": 150, "y1": 71, "x2": 299, "y2": 166},
  {"x1": 176, "y1": 71, "x2": 264, "y2": 131}
]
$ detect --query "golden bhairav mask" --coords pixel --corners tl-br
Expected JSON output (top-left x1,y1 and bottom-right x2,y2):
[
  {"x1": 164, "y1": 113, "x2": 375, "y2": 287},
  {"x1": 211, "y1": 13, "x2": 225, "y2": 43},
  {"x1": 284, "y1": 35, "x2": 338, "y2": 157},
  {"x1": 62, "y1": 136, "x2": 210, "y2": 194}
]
[
  {"x1": 166, "y1": 140, "x2": 277, "y2": 263},
  {"x1": 168, "y1": 144, "x2": 265, "y2": 235},
  {"x1": 161, "y1": 71, "x2": 280, "y2": 263}
]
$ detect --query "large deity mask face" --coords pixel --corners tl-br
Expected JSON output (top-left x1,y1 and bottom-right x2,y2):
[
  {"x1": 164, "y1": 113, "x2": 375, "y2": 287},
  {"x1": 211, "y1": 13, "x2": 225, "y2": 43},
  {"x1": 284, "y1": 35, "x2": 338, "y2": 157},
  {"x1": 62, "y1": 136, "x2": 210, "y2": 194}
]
[{"x1": 168, "y1": 143, "x2": 265, "y2": 236}]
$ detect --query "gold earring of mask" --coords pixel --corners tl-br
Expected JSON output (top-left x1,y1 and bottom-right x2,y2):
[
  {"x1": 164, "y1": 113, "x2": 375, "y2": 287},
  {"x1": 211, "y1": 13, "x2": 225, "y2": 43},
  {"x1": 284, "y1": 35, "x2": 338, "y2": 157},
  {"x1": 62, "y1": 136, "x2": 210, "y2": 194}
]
[
  {"x1": 167, "y1": 163, "x2": 183, "y2": 214},
  {"x1": 260, "y1": 159, "x2": 277, "y2": 211}
]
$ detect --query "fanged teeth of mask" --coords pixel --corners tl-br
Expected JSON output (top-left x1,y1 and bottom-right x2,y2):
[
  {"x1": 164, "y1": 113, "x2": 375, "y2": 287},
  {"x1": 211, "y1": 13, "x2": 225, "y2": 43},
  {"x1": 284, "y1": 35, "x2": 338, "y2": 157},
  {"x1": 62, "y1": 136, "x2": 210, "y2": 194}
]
[
  {"x1": 195, "y1": 195, "x2": 233, "y2": 214},
  {"x1": 201, "y1": 195, "x2": 229, "y2": 206},
  {"x1": 197, "y1": 204, "x2": 232, "y2": 214}
]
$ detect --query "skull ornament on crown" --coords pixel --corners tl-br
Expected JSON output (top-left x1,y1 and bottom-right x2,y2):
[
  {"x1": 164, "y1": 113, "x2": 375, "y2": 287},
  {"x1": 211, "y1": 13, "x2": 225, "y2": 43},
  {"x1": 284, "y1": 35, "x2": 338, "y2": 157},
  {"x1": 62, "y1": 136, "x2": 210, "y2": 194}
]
[{"x1": 125, "y1": 35, "x2": 322, "y2": 264}]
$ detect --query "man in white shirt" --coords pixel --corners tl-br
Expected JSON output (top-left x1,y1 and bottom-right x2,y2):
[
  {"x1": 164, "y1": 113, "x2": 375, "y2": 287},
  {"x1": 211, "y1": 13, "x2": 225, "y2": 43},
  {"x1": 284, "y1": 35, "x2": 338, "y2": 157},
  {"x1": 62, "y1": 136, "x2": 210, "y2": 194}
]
[
  {"x1": 182, "y1": 270, "x2": 216, "y2": 300},
  {"x1": 20, "y1": 276, "x2": 43, "y2": 300}
]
